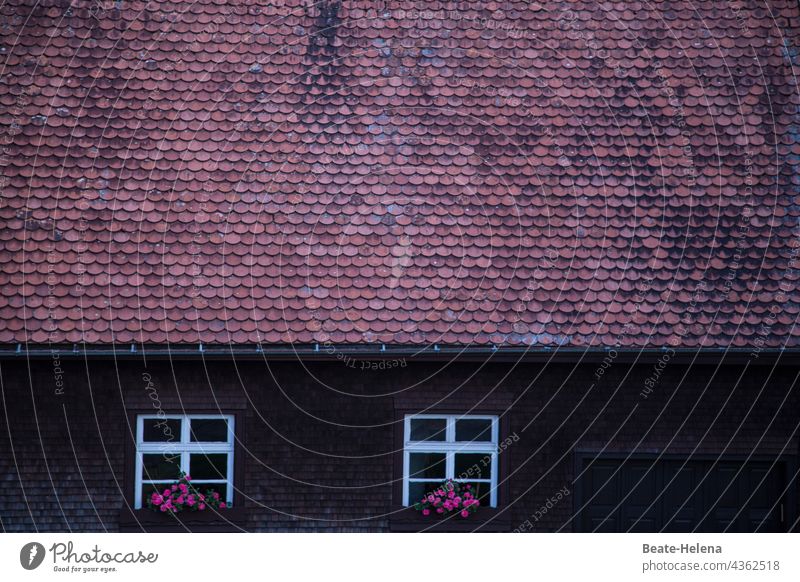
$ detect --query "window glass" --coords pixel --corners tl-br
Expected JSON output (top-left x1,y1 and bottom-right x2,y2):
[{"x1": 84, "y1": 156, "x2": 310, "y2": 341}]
[
  {"x1": 192, "y1": 483, "x2": 228, "y2": 502},
  {"x1": 408, "y1": 482, "x2": 434, "y2": 504},
  {"x1": 455, "y1": 418, "x2": 493, "y2": 442},
  {"x1": 463, "y1": 482, "x2": 491, "y2": 504},
  {"x1": 409, "y1": 452, "x2": 447, "y2": 479},
  {"x1": 142, "y1": 418, "x2": 181, "y2": 442},
  {"x1": 409, "y1": 418, "x2": 447, "y2": 441},
  {"x1": 142, "y1": 453, "x2": 182, "y2": 480},
  {"x1": 189, "y1": 453, "x2": 228, "y2": 480},
  {"x1": 190, "y1": 419, "x2": 229, "y2": 442},
  {"x1": 455, "y1": 453, "x2": 492, "y2": 480}
]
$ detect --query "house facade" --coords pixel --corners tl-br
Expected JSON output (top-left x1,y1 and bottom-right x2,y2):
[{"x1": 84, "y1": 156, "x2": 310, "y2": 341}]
[
  {"x1": 1, "y1": 1, "x2": 799, "y2": 532},
  {"x1": 0, "y1": 351, "x2": 798, "y2": 531}
]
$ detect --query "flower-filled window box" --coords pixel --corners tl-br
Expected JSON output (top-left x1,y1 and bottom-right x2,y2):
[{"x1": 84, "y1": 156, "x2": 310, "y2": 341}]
[
  {"x1": 147, "y1": 473, "x2": 230, "y2": 513},
  {"x1": 412, "y1": 479, "x2": 481, "y2": 518}
]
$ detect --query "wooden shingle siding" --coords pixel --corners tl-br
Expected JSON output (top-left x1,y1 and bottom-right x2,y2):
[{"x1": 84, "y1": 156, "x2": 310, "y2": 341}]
[{"x1": 0, "y1": 359, "x2": 797, "y2": 532}]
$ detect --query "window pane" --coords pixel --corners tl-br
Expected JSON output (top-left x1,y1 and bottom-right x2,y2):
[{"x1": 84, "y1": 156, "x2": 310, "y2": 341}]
[
  {"x1": 454, "y1": 453, "x2": 492, "y2": 480},
  {"x1": 409, "y1": 418, "x2": 446, "y2": 442},
  {"x1": 463, "y1": 482, "x2": 492, "y2": 505},
  {"x1": 192, "y1": 482, "x2": 228, "y2": 504},
  {"x1": 142, "y1": 418, "x2": 181, "y2": 442},
  {"x1": 408, "y1": 481, "x2": 437, "y2": 505},
  {"x1": 409, "y1": 452, "x2": 446, "y2": 479},
  {"x1": 142, "y1": 453, "x2": 182, "y2": 480},
  {"x1": 455, "y1": 418, "x2": 493, "y2": 442},
  {"x1": 190, "y1": 418, "x2": 229, "y2": 442},
  {"x1": 190, "y1": 453, "x2": 228, "y2": 480}
]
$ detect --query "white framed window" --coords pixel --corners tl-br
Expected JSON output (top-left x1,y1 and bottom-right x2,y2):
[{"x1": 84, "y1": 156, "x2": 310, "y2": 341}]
[
  {"x1": 134, "y1": 414, "x2": 235, "y2": 509},
  {"x1": 403, "y1": 414, "x2": 499, "y2": 507}
]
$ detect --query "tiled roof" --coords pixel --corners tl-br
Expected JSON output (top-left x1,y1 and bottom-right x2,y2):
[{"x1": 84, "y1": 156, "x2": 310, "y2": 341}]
[{"x1": 1, "y1": 1, "x2": 800, "y2": 348}]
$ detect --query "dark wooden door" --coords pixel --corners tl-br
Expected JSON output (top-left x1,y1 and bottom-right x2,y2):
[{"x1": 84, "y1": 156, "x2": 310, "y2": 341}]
[{"x1": 575, "y1": 456, "x2": 788, "y2": 532}]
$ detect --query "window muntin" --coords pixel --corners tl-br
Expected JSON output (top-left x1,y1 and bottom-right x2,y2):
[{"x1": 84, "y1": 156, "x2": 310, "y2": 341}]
[
  {"x1": 135, "y1": 414, "x2": 234, "y2": 509},
  {"x1": 403, "y1": 414, "x2": 499, "y2": 507}
]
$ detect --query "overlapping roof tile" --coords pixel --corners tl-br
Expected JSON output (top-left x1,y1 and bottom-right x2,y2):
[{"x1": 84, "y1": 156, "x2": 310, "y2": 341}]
[{"x1": 1, "y1": 0, "x2": 799, "y2": 347}]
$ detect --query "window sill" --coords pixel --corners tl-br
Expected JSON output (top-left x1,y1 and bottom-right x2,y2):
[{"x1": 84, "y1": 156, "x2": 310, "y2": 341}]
[
  {"x1": 389, "y1": 507, "x2": 511, "y2": 532},
  {"x1": 118, "y1": 507, "x2": 246, "y2": 532}
]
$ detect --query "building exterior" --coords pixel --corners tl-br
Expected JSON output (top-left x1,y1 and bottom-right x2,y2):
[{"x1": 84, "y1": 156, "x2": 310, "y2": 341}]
[{"x1": 1, "y1": 1, "x2": 799, "y2": 532}]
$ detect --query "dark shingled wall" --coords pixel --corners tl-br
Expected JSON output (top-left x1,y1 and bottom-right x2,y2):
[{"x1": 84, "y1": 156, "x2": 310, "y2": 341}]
[{"x1": 0, "y1": 358, "x2": 797, "y2": 532}]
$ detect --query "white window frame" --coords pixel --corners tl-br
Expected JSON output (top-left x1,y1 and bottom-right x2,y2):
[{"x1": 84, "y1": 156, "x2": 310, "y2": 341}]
[
  {"x1": 134, "y1": 414, "x2": 235, "y2": 509},
  {"x1": 403, "y1": 414, "x2": 499, "y2": 507}
]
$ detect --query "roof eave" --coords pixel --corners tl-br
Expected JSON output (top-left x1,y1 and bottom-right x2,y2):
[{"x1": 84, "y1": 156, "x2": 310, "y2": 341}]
[{"x1": 0, "y1": 343, "x2": 795, "y2": 365}]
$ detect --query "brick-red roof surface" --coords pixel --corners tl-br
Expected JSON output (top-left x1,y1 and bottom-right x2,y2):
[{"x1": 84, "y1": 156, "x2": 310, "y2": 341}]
[{"x1": 2, "y1": 1, "x2": 800, "y2": 347}]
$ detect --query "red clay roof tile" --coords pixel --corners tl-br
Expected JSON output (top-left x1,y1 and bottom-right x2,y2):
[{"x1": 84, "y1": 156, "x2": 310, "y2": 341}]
[{"x1": 1, "y1": 0, "x2": 799, "y2": 348}]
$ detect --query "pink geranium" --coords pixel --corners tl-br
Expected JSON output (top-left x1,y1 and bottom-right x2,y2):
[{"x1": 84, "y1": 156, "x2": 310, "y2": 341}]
[
  {"x1": 146, "y1": 473, "x2": 229, "y2": 514},
  {"x1": 413, "y1": 479, "x2": 480, "y2": 519}
]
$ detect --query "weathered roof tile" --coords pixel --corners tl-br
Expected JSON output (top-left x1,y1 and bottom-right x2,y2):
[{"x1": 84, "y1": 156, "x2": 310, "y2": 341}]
[{"x1": 1, "y1": 0, "x2": 799, "y2": 347}]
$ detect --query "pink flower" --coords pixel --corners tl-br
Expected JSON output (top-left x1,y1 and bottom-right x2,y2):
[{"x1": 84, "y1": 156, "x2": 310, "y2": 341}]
[
  {"x1": 436, "y1": 507, "x2": 444, "y2": 514},
  {"x1": 465, "y1": 484, "x2": 471, "y2": 490},
  {"x1": 461, "y1": 510, "x2": 469, "y2": 518},
  {"x1": 151, "y1": 495, "x2": 163, "y2": 506},
  {"x1": 199, "y1": 494, "x2": 205, "y2": 501},
  {"x1": 171, "y1": 484, "x2": 178, "y2": 491},
  {"x1": 163, "y1": 489, "x2": 171, "y2": 497},
  {"x1": 179, "y1": 483, "x2": 188, "y2": 493},
  {"x1": 422, "y1": 509, "x2": 430, "y2": 516},
  {"x1": 159, "y1": 505, "x2": 167, "y2": 512},
  {"x1": 448, "y1": 491, "x2": 455, "y2": 499},
  {"x1": 198, "y1": 503, "x2": 206, "y2": 511},
  {"x1": 220, "y1": 502, "x2": 227, "y2": 509},
  {"x1": 176, "y1": 496, "x2": 184, "y2": 505},
  {"x1": 184, "y1": 474, "x2": 191, "y2": 481},
  {"x1": 436, "y1": 489, "x2": 444, "y2": 496},
  {"x1": 212, "y1": 492, "x2": 220, "y2": 500}
]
